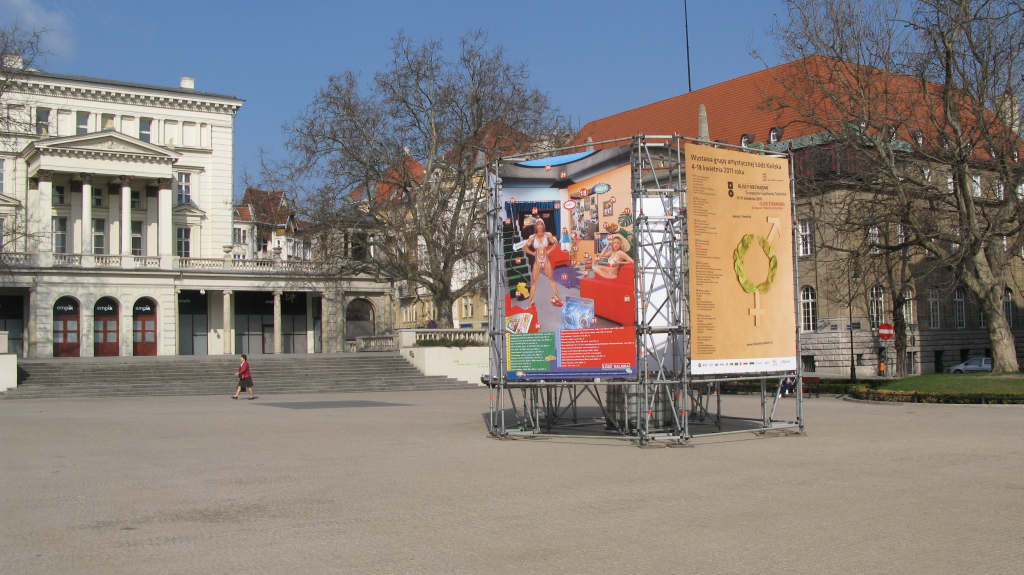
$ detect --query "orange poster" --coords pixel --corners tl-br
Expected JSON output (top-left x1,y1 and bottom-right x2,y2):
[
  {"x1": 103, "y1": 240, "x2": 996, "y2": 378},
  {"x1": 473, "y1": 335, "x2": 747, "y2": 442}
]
[{"x1": 686, "y1": 144, "x2": 797, "y2": 375}]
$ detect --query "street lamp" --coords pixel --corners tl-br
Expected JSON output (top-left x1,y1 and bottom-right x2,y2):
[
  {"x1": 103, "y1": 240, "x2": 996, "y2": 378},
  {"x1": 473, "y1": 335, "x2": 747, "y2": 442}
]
[{"x1": 849, "y1": 264, "x2": 859, "y2": 382}]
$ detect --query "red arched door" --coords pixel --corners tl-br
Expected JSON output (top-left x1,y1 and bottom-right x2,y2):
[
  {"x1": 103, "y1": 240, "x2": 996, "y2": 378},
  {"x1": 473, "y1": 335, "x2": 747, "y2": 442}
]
[
  {"x1": 53, "y1": 297, "x2": 80, "y2": 357},
  {"x1": 133, "y1": 298, "x2": 157, "y2": 356},
  {"x1": 93, "y1": 297, "x2": 119, "y2": 356}
]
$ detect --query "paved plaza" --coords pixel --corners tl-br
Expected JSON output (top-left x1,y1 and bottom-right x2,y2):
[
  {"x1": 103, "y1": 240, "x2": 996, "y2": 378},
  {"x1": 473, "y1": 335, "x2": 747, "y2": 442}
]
[{"x1": 1, "y1": 389, "x2": 1022, "y2": 574}]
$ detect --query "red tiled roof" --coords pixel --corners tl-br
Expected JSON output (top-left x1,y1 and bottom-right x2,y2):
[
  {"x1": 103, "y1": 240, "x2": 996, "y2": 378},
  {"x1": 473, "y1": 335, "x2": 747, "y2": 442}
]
[
  {"x1": 572, "y1": 61, "x2": 810, "y2": 147},
  {"x1": 233, "y1": 205, "x2": 252, "y2": 222}
]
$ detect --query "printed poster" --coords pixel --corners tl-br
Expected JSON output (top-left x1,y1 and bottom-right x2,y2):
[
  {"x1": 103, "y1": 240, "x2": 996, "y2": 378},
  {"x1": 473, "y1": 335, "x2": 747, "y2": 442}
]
[
  {"x1": 501, "y1": 162, "x2": 637, "y2": 380},
  {"x1": 686, "y1": 144, "x2": 798, "y2": 375}
]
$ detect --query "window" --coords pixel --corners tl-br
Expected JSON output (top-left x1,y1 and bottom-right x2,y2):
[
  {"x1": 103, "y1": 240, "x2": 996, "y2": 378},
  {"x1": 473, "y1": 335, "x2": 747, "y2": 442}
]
[
  {"x1": 462, "y1": 295, "x2": 474, "y2": 319},
  {"x1": 0, "y1": 158, "x2": 5, "y2": 194},
  {"x1": 92, "y1": 219, "x2": 105, "y2": 254},
  {"x1": 76, "y1": 112, "x2": 89, "y2": 135},
  {"x1": 954, "y1": 287, "x2": 966, "y2": 329},
  {"x1": 176, "y1": 227, "x2": 191, "y2": 258},
  {"x1": 101, "y1": 113, "x2": 114, "y2": 131},
  {"x1": 1005, "y1": 289, "x2": 1014, "y2": 328},
  {"x1": 92, "y1": 188, "x2": 102, "y2": 207},
  {"x1": 951, "y1": 227, "x2": 960, "y2": 254},
  {"x1": 52, "y1": 185, "x2": 65, "y2": 205},
  {"x1": 35, "y1": 108, "x2": 50, "y2": 135},
  {"x1": 979, "y1": 309, "x2": 986, "y2": 329},
  {"x1": 868, "y1": 226, "x2": 880, "y2": 254},
  {"x1": 0, "y1": 218, "x2": 5, "y2": 251},
  {"x1": 902, "y1": 288, "x2": 914, "y2": 325},
  {"x1": 129, "y1": 190, "x2": 141, "y2": 210},
  {"x1": 799, "y1": 219, "x2": 813, "y2": 256},
  {"x1": 800, "y1": 286, "x2": 818, "y2": 332},
  {"x1": 176, "y1": 173, "x2": 191, "y2": 205},
  {"x1": 52, "y1": 217, "x2": 67, "y2": 253},
  {"x1": 257, "y1": 236, "x2": 268, "y2": 254},
  {"x1": 928, "y1": 289, "x2": 941, "y2": 329},
  {"x1": 131, "y1": 221, "x2": 143, "y2": 256},
  {"x1": 946, "y1": 173, "x2": 955, "y2": 194},
  {"x1": 996, "y1": 181, "x2": 1005, "y2": 201},
  {"x1": 233, "y1": 227, "x2": 244, "y2": 244},
  {"x1": 139, "y1": 119, "x2": 152, "y2": 143},
  {"x1": 971, "y1": 174, "x2": 982, "y2": 198},
  {"x1": 869, "y1": 285, "x2": 885, "y2": 329}
]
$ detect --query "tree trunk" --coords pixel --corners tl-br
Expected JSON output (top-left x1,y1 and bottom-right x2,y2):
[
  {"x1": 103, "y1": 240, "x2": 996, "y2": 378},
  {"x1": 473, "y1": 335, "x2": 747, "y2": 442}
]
[
  {"x1": 433, "y1": 291, "x2": 455, "y2": 329},
  {"x1": 892, "y1": 310, "x2": 908, "y2": 378},
  {"x1": 982, "y1": 298, "x2": 1018, "y2": 372}
]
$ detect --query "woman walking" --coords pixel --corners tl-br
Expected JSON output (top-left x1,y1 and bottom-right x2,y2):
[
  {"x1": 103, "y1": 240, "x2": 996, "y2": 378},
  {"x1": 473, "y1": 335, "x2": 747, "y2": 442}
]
[{"x1": 232, "y1": 354, "x2": 255, "y2": 400}]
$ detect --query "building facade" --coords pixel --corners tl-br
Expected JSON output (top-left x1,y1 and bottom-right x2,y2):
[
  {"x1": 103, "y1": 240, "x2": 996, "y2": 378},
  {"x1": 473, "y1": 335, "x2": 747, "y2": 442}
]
[
  {"x1": 573, "y1": 61, "x2": 1024, "y2": 375},
  {"x1": 0, "y1": 70, "x2": 394, "y2": 358}
]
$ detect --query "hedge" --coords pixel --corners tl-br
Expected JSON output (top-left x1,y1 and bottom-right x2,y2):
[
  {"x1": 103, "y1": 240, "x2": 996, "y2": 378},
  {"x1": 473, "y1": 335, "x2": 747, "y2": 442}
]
[
  {"x1": 846, "y1": 387, "x2": 1024, "y2": 405},
  {"x1": 416, "y1": 336, "x2": 487, "y2": 347}
]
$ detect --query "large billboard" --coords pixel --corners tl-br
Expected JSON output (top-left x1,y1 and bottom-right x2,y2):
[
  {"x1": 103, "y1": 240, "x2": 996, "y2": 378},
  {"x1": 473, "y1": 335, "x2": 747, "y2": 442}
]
[
  {"x1": 500, "y1": 158, "x2": 637, "y2": 380},
  {"x1": 686, "y1": 144, "x2": 798, "y2": 375}
]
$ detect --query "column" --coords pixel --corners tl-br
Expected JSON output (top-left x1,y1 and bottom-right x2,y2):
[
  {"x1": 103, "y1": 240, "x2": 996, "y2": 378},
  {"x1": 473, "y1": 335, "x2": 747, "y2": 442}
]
[
  {"x1": 36, "y1": 171, "x2": 53, "y2": 263},
  {"x1": 108, "y1": 185, "x2": 120, "y2": 256},
  {"x1": 80, "y1": 174, "x2": 93, "y2": 266},
  {"x1": 222, "y1": 290, "x2": 232, "y2": 354},
  {"x1": 157, "y1": 178, "x2": 173, "y2": 269},
  {"x1": 120, "y1": 176, "x2": 133, "y2": 267},
  {"x1": 173, "y1": 288, "x2": 181, "y2": 356},
  {"x1": 273, "y1": 290, "x2": 283, "y2": 354},
  {"x1": 26, "y1": 286, "x2": 36, "y2": 358}
]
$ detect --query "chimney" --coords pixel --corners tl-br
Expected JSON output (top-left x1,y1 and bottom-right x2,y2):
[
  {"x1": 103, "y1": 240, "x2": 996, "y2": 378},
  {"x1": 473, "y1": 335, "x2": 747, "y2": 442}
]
[
  {"x1": 994, "y1": 93, "x2": 1021, "y2": 135},
  {"x1": 698, "y1": 104, "x2": 709, "y2": 141},
  {"x1": 180, "y1": 76, "x2": 195, "y2": 90},
  {"x1": 585, "y1": 136, "x2": 594, "y2": 152}
]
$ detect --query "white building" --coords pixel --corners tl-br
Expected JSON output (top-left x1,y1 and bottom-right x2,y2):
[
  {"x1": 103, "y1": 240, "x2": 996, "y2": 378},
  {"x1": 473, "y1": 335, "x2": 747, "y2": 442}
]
[{"x1": 0, "y1": 70, "x2": 394, "y2": 358}]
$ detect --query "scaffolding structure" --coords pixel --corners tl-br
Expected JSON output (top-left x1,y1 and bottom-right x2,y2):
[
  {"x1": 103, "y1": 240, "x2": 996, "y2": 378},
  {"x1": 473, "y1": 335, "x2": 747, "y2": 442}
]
[{"x1": 485, "y1": 135, "x2": 803, "y2": 445}]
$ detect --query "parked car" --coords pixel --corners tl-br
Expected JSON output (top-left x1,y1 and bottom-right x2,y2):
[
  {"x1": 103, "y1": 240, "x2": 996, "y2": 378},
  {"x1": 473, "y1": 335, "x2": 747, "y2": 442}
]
[{"x1": 948, "y1": 357, "x2": 992, "y2": 373}]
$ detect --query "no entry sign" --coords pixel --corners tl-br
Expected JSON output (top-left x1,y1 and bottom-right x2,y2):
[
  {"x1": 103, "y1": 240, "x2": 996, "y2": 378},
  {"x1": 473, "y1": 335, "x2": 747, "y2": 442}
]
[{"x1": 878, "y1": 323, "x2": 895, "y2": 340}]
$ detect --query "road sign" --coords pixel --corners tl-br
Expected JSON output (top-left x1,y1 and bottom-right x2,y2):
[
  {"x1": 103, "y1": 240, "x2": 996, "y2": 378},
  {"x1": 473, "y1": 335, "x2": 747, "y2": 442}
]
[{"x1": 878, "y1": 323, "x2": 894, "y2": 340}]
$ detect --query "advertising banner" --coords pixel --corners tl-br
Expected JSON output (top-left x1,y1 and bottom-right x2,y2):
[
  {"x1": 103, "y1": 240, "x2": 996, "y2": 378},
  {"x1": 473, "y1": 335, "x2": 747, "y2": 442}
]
[
  {"x1": 500, "y1": 161, "x2": 637, "y2": 380},
  {"x1": 686, "y1": 144, "x2": 797, "y2": 375}
]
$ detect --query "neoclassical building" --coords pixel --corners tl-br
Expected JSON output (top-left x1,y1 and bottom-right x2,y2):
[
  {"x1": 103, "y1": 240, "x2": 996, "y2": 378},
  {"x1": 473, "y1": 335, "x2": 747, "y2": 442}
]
[{"x1": 0, "y1": 70, "x2": 394, "y2": 358}]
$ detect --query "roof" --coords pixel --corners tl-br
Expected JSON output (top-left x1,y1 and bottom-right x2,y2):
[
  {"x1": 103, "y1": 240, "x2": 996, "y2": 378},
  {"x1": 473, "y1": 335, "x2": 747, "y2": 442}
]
[
  {"x1": 573, "y1": 61, "x2": 814, "y2": 147},
  {"x1": 233, "y1": 205, "x2": 253, "y2": 222},
  {"x1": 18, "y1": 70, "x2": 243, "y2": 102}
]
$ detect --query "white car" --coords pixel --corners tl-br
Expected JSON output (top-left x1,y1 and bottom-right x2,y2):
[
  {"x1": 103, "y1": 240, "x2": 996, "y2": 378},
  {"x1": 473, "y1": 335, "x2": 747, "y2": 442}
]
[{"x1": 948, "y1": 357, "x2": 992, "y2": 373}]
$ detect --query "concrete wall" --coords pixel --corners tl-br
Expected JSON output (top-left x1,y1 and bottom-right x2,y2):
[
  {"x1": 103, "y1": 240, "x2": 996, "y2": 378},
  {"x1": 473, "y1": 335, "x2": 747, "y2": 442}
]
[{"x1": 400, "y1": 346, "x2": 488, "y2": 385}]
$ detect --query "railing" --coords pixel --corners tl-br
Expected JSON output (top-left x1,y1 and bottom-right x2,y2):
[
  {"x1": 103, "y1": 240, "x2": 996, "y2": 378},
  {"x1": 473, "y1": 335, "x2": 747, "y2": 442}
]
[
  {"x1": 0, "y1": 252, "x2": 32, "y2": 266},
  {"x1": 53, "y1": 253, "x2": 82, "y2": 266},
  {"x1": 94, "y1": 255, "x2": 122, "y2": 267},
  {"x1": 231, "y1": 258, "x2": 276, "y2": 271},
  {"x1": 355, "y1": 335, "x2": 399, "y2": 352},
  {"x1": 177, "y1": 258, "x2": 224, "y2": 270},
  {"x1": 134, "y1": 256, "x2": 160, "y2": 269},
  {"x1": 399, "y1": 329, "x2": 489, "y2": 348}
]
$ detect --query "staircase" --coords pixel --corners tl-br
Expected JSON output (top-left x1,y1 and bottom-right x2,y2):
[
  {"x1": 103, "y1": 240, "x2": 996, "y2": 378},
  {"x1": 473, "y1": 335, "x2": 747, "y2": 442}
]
[{"x1": 5, "y1": 353, "x2": 472, "y2": 399}]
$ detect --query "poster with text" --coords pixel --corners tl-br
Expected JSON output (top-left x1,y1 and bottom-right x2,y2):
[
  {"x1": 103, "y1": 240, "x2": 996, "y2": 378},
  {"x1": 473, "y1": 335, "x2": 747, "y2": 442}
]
[
  {"x1": 501, "y1": 162, "x2": 637, "y2": 380},
  {"x1": 686, "y1": 144, "x2": 798, "y2": 375}
]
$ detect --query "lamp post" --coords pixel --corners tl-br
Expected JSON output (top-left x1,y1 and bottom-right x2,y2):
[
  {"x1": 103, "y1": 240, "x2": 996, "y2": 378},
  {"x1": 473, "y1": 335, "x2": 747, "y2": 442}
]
[{"x1": 849, "y1": 264, "x2": 859, "y2": 382}]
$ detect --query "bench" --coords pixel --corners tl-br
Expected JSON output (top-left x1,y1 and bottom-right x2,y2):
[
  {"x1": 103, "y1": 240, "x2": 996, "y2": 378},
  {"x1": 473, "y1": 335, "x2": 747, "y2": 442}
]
[{"x1": 801, "y1": 376, "x2": 820, "y2": 398}]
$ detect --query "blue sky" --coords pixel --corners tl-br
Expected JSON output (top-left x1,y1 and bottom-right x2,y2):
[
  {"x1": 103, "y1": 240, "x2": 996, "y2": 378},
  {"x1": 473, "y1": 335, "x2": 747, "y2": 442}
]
[{"x1": 2, "y1": 0, "x2": 786, "y2": 196}]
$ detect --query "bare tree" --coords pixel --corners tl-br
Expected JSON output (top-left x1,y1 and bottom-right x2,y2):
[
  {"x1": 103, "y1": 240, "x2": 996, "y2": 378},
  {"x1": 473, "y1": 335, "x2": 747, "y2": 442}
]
[
  {"x1": 0, "y1": 22, "x2": 47, "y2": 262},
  {"x1": 265, "y1": 30, "x2": 570, "y2": 327},
  {"x1": 761, "y1": 0, "x2": 1024, "y2": 372}
]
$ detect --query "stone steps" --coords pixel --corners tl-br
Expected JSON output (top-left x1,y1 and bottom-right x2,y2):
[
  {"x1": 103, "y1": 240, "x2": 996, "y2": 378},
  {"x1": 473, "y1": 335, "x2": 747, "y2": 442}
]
[{"x1": 6, "y1": 353, "x2": 472, "y2": 399}]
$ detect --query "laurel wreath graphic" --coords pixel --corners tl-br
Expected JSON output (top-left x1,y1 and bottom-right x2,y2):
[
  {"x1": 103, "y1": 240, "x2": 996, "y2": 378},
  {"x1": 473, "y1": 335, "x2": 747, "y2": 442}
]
[{"x1": 733, "y1": 234, "x2": 778, "y2": 294}]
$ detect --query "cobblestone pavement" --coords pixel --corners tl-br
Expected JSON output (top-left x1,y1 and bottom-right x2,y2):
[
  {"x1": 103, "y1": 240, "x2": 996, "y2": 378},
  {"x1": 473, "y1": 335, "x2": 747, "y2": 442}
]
[{"x1": 1, "y1": 390, "x2": 1022, "y2": 574}]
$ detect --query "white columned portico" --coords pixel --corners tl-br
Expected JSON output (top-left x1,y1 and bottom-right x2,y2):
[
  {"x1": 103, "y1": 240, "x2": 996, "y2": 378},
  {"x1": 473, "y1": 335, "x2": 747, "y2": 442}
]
[
  {"x1": 80, "y1": 174, "x2": 93, "y2": 265},
  {"x1": 36, "y1": 171, "x2": 53, "y2": 264},
  {"x1": 273, "y1": 290, "x2": 283, "y2": 354},
  {"x1": 120, "y1": 176, "x2": 133, "y2": 267},
  {"x1": 222, "y1": 290, "x2": 233, "y2": 354},
  {"x1": 157, "y1": 178, "x2": 173, "y2": 269}
]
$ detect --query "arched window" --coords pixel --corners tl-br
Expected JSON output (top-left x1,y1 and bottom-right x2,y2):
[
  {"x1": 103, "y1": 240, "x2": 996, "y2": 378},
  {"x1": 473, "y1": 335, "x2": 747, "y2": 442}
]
[
  {"x1": 1004, "y1": 289, "x2": 1014, "y2": 328},
  {"x1": 869, "y1": 285, "x2": 885, "y2": 329},
  {"x1": 345, "y1": 299, "x2": 375, "y2": 341},
  {"x1": 901, "y1": 288, "x2": 914, "y2": 325},
  {"x1": 953, "y1": 287, "x2": 966, "y2": 329},
  {"x1": 800, "y1": 286, "x2": 817, "y2": 332}
]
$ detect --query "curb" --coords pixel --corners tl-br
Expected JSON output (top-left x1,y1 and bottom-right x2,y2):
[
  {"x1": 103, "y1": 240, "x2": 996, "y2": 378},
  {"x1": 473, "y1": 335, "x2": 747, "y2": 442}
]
[{"x1": 842, "y1": 397, "x2": 1024, "y2": 407}]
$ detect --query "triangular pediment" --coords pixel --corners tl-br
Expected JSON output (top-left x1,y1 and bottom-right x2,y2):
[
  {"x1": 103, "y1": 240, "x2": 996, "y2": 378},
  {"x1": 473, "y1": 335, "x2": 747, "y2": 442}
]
[
  {"x1": 173, "y1": 203, "x2": 206, "y2": 216},
  {"x1": 0, "y1": 193, "x2": 22, "y2": 208},
  {"x1": 29, "y1": 131, "x2": 182, "y2": 159}
]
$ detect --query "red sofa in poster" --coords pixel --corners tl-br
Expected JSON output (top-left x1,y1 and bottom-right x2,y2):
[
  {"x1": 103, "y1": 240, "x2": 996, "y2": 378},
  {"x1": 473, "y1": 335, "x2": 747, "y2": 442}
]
[
  {"x1": 579, "y1": 263, "x2": 635, "y2": 326},
  {"x1": 504, "y1": 294, "x2": 540, "y2": 333}
]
